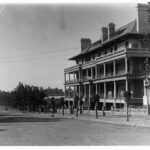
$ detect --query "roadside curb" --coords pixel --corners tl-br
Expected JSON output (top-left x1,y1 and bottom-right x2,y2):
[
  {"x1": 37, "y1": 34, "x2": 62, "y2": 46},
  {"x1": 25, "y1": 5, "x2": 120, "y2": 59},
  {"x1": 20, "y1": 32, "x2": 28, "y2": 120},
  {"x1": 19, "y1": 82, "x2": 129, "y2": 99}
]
[{"x1": 56, "y1": 114, "x2": 150, "y2": 128}]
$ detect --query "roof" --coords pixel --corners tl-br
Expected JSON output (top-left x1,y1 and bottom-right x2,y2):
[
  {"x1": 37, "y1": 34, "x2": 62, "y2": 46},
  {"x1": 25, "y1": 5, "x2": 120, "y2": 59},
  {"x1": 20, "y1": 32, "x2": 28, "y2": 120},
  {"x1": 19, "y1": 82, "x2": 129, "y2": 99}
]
[{"x1": 69, "y1": 20, "x2": 137, "y2": 60}]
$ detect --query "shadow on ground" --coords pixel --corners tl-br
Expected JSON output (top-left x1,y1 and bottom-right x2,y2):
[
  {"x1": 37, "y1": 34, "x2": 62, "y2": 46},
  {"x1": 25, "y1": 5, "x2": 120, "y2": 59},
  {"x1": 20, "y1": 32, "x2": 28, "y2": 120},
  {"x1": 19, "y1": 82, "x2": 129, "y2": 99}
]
[{"x1": 0, "y1": 115, "x2": 64, "y2": 123}]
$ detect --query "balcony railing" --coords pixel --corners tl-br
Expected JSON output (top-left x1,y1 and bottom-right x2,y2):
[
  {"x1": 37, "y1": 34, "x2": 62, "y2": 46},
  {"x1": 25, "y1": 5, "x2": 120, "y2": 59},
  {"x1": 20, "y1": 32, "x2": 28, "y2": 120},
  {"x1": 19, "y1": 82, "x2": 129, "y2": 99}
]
[
  {"x1": 64, "y1": 47, "x2": 150, "y2": 74},
  {"x1": 64, "y1": 64, "x2": 80, "y2": 73},
  {"x1": 64, "y1": 48, "x2": 127, "y2": 74},
  {"x1": 65, "y1": 79, "x2": 80, "y2": 84},
  {"x1": 126, "y1": 48, "x2": 150, "y2": 54},
  {"x1": 106, "y1": 73, "x2": 114, "y2": 77}
]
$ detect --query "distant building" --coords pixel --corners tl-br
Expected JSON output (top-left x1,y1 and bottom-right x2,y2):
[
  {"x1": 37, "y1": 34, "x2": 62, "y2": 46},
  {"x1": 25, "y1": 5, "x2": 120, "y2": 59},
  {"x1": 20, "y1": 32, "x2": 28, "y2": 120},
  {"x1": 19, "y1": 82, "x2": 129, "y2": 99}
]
[{"x1": 64, "y1": 3, "x2": 150, "y2": 110}]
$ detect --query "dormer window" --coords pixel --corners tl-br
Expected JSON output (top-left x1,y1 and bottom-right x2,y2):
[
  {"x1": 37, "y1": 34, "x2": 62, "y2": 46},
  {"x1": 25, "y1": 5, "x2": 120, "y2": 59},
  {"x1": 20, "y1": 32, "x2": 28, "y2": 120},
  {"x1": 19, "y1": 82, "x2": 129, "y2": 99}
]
[
  {"x1": 93, "y1": 55, "x2": 95, "y2": 60},
  {"x1": 98, "y1": 52, "x2": 101, "y2": 57},
  {"x1": 125, "y1": 41, "x2": 129, "y2": 48},
  {"x1": 114, "y1": 45, "x2": 118, "y2": 51},
  {"x1": 110, "y1": 47, "x2": 113, "y2": 53}
]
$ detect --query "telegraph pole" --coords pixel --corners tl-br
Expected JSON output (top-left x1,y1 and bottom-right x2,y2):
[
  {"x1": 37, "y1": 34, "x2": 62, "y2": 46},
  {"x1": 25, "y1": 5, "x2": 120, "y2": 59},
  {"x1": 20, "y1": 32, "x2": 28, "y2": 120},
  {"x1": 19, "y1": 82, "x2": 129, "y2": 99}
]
[{"x1": 144, "y1": 58, "x2": 150, "y2": 116}]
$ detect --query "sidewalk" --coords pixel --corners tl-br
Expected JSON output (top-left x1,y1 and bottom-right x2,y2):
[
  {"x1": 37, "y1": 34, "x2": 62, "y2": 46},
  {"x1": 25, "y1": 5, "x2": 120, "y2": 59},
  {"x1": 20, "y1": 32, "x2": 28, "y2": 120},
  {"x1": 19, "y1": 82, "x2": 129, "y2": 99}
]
[
  {"x1": 1, "y1": 109, "x2": 150, "y2": 128},
  {"x1": 54, "y1": 111, "x2": 150, "y2": 128}
]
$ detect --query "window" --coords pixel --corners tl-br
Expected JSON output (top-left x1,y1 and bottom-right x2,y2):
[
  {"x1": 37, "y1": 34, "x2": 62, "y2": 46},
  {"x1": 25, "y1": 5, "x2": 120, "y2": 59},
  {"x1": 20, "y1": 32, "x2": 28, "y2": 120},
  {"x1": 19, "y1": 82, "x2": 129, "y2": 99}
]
[
  {"x1": 93, "y1": 55, "x2": 95, "y2": 60},
  {"x1": 114, "y1": 45, "x2": 118, "y2": 51},
  {"x1": 104, "y1": 50, "x2": 107, "y2": 55},
  {"x1": 88, "y1": 57, "x2": 91, "y2": 61},
  {"x1": 110, "y1": 47, "x2": 113, "y2": 53},
  {"x1": 125, "y1": 41, "x2": 129, "y2": 48},
  {"x1": 98, "y1": 52, "x2": 101, "y2": 57}
]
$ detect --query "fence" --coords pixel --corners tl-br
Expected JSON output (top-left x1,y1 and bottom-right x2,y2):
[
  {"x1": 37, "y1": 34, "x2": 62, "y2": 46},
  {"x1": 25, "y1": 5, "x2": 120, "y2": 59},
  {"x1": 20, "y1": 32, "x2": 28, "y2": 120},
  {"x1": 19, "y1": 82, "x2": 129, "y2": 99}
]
[{"x1": 56, "y1": 105, "x2": 149, "y2": 117}]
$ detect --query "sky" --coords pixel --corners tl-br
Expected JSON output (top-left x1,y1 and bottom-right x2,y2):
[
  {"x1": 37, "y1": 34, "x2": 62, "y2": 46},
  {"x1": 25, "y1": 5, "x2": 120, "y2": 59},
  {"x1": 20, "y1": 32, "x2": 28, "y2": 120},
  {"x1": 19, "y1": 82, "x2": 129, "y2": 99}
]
[{"x1": 0, "y1": 2, "x2": 139, "y2": 91}]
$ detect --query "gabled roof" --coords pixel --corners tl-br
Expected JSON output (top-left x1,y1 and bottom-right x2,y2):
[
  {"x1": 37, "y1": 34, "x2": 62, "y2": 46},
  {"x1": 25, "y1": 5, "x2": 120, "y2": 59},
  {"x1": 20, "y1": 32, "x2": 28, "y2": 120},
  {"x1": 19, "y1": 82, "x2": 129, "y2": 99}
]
[{"x1": 69, "y1": 20, "x2": 137, "y2": 60}]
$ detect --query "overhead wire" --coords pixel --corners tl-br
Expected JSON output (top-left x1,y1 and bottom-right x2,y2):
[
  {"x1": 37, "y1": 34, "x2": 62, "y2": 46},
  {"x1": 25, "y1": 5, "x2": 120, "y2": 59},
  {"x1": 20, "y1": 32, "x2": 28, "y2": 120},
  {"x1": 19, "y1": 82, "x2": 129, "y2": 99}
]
[
  {"x1": 0, "y1": 46, "x2": 80, "y2": 60},
  {"x1": 0, "y1": 47, "x2": 80, "y2": 63}
]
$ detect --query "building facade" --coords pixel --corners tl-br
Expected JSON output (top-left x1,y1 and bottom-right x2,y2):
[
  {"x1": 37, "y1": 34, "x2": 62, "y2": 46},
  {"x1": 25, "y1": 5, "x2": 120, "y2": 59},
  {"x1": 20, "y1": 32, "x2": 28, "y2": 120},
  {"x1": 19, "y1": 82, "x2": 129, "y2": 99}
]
[{"x1": 64, "y1": 3, "x2": 150, "y2": 110}]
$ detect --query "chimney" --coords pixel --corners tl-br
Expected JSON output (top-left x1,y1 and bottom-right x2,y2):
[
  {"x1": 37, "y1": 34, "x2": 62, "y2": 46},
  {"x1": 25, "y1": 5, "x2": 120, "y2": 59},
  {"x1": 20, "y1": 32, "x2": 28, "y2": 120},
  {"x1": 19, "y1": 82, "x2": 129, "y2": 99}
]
[
  {"x1": 101, "y1": 27, "x2": 108, "y2": 42},
  {"x1": 81, "y1": 38, "x2": 91, "y2": 52},
  {"x1": 108, "y1": 23, "x2": 115, "y2": 38}
]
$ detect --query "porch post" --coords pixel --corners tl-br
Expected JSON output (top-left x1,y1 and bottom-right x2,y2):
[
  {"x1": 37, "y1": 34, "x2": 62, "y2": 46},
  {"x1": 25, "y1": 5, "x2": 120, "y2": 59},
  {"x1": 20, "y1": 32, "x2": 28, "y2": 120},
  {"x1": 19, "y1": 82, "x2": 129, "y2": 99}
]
[
  {"x1": 89, "y1": 83, "x2": 91, "y2": 99},
  {"x1": 125, "y1": 57, "x2": 128, "y2": 74},
  {"x1": 91, "y1": 67, "x2": 93, "y2": 78},
  {"x1": 125, "y1": 79, "x2": 128, "y2": 91},
  {"x1": 64, "y1": 86, "x2": 66, "y2": 100},
  {"x1": 96, "y1": 83, "x2": 98, "y2": 95},
  {"x1": 114, "y1": 81, "x2": 116, "y2": 109},
  {"x1": 104, "y1": 82, "x2": 106, "y2": 107},
  {"x1": 74, "y1": 72, "x2": 76, "y2": 82},
  {"x1": 84, "y1": 84, "x2": 86, "y2": 98},
  {"x1": 104, "y1": 63, "x2": 106, "y2": 77},
  {"x1": 113, "y1": 60, "x2": 116, "y2": 76},
  {"x1": 95, "y1": 65, "x2": 97, "y2": 79},
  {"x1": 86, "y1": 69, "x2": 88, "y2": 77},
  {"x1": 79, "y1": 84, "x2": 81, "y2": 98},
  {"x1": 78, "y1": 70, "x2": 81, "y2": 81},
  {"x1": 114, "y1": 81, "x2": 116, "y2": 99},
  {"x1": 69, "y1": 73, "x2": 70, "y2": 82}
]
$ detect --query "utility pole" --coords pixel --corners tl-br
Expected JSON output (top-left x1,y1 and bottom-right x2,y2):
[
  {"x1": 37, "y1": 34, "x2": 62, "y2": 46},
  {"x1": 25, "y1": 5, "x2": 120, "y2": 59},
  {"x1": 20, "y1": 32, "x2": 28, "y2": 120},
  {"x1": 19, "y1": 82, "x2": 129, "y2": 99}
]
[{"x1": 144, "y1": 58, "x2": 150, "y2": 116}]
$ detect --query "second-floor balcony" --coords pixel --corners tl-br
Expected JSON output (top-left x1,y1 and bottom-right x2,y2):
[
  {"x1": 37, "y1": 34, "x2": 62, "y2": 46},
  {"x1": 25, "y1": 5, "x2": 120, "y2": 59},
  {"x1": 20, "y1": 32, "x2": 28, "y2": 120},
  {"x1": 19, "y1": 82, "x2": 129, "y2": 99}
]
[
  {"x1": 65, "y1": 69, "x2": 143, "y2": 85},
  {"x1": 64, "y1": 47, "x2": 150, "y2": 85}
]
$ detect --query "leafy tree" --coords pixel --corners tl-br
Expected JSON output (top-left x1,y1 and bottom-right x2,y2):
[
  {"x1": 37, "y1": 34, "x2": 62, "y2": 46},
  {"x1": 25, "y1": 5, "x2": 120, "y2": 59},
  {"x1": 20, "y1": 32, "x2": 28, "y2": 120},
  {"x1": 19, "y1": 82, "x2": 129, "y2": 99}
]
[
  {"x1": 74, "y1": 95, "x2": 79, "y2": 117},
  {"x1": 93, "y1": 94, "x2": 99, "y2": 119},
  {"x1": 61, "y1": 97, "x2": 65, "y2": 116},
  {"x1": 123, "y1": 91, "x2": 131, "y2": 121}
]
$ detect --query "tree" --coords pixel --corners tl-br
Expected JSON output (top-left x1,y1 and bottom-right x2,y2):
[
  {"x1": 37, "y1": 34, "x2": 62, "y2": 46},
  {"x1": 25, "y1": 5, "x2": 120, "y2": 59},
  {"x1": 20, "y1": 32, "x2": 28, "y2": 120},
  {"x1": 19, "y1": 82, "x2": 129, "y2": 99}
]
[
  {"x1": 79, "y1": 97, "x2": 83, "y2": 114},
  {"x1": 93, "y1": 94, "x2": 99, "y2": 119},
  {"x1": 61, "y1": 97, "x2": 65, "y2": 116},
  {"x1": 74, "y1": 95, "x2": 79, "y2": 117},
  {"x1": 123, "y1": 91, "x2": 131, "y2": 121},
  {"x1": 51, "y1": 97, "x2": 55, "y2": 117}
]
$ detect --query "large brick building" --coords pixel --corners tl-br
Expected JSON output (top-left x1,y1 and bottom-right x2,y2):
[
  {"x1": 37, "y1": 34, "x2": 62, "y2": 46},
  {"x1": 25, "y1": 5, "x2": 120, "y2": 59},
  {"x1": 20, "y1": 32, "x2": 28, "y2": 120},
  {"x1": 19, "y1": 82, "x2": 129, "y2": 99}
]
[{"x1": 64, "y1": 3, "x2": 150, "y2": 110}]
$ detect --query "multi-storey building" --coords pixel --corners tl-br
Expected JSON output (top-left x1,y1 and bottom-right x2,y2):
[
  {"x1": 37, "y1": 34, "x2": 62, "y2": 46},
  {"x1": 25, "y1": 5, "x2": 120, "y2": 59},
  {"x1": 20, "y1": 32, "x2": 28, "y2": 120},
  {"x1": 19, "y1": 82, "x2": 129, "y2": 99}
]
[{"x1": 64, "y1": 3, "x2": 150, "y2": 110}]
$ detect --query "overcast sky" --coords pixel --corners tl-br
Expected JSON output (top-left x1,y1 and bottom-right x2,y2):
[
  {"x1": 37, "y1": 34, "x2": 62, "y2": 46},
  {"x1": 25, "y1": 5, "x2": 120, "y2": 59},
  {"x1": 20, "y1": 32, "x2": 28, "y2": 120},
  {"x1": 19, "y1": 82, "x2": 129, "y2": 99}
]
[{"x1": 0, "y1": 3, "x2": 138, "y2": 91}]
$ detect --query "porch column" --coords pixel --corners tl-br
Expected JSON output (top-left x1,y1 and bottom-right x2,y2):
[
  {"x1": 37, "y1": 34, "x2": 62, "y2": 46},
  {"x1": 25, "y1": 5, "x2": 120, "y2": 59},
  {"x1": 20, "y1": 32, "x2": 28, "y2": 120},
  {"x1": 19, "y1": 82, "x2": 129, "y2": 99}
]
[
  {"x1": 125, "y1": 79, "x2": 128, "y2": 91},
  {"x1": 125, "y1": 57, "x2": 128, "y2": 74},
  {"x1": 97, "y1": 65, "x2": 99, "y2": 78},
  {"x1": 104, "y1": 82, "x2": 106, "y2": 99},
  {"x1": 84, "y1": 84, "x2": 86, "y2": 98},
  {"x1": 89, "y1": 83, "x2": 91, "y2": 99},
  {"x1": 74, "y1": 72, "x2": 75, "y2": 82},
  {"x1": 69, "y1": 73, "x2": 70, "y2": 82},
  {"x1": 113, "y1": 60, "x2": 116, "y2": 76},
  {"x1": 96, "y1": 83, "x2": 98, "y2": 95},
  {"x1": 104, "y1": 82, "x2": 106, "y2": 107},
  {"x1": 69, "y1": 86, "x2": 71, "y2": 102},
  {"x1": 86, "y1": 69, "x2": 88, "y2": 77},
  {"x1": 114, "y1": 81, "x2": 116, "y2": 109},
  {"x1": 79, "y1": 84, "x2": 81, "y2": 98},
  {"x1": 104, "y1": 63, "x2": 106, "y2": 77},
  {"x1": 95, "y1": 65, "x2": 97, "y2": 79},
  {"x1": 78, "y1": 70, "x2": 81, "y2": 81},
  {"x1": 91, "y1": 67, "x2": 93, "y2": 78},
  {"x1": 64, "y1": 86, "x2": 66, "y2": 100},
  {"x1": 114, "y1": 81, "x2": 116, "y2": 99},
  {"x1": 73, "y1": 85, "x2": 75, "y2": 98}
]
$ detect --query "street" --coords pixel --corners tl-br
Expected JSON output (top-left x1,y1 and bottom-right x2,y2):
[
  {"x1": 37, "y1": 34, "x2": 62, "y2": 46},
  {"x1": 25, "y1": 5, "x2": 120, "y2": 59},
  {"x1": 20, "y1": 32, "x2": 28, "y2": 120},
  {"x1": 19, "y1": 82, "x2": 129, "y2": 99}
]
[{"x1": 0, "y1": 112, "x2": 149, "y2": 145}]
